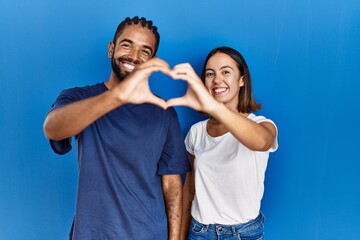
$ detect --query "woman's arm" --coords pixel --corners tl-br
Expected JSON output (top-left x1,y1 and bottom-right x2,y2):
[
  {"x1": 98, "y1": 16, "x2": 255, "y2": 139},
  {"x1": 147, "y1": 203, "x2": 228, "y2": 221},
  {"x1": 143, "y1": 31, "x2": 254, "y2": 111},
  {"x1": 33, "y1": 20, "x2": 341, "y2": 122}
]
[
  {"x1": 168, "y1": 63, "x2": 276, "y2": 151},
  {"x1": 209, "y1": 103, "x2": 276, "y2": 151}
]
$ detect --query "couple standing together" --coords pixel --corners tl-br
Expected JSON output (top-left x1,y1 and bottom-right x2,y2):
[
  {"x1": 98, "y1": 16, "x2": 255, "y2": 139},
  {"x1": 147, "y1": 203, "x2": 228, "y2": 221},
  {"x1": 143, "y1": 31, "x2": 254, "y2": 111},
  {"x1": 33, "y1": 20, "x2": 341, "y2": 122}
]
[{"x1": 43, "y1": 16, "x2": 278, "y2": 240}]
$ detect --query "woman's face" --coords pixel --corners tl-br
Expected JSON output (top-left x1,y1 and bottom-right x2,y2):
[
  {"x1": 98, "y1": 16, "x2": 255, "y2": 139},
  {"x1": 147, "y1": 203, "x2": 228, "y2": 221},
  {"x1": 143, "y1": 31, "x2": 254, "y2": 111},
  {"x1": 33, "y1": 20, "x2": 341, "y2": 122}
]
[{"x1": 204, "y1": 52, "x2": 244, "y2": 110}]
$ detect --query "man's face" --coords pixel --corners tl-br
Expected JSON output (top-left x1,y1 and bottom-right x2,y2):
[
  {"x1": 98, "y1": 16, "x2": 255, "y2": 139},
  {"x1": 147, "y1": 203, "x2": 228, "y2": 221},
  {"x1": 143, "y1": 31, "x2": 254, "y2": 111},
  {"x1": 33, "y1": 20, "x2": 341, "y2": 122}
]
[{"x1": 109, "y1": 24, "x2": 157, "y2": 81}]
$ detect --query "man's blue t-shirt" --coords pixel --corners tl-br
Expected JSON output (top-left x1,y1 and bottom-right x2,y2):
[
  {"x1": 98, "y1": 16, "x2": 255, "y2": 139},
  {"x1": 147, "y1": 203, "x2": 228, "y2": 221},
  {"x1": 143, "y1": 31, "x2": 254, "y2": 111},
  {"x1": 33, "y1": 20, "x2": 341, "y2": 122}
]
[{"x1": 49, "y1": 83, "x2": 190, "y2": 240}]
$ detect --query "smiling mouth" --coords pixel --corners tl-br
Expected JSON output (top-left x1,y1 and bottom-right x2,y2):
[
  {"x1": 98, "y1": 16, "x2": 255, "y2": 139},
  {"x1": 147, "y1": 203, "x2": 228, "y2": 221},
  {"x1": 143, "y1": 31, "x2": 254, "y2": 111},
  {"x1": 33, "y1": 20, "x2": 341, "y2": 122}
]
[
  {"x1": 122, "y1": 62, "x2": 136, "y2": 72},
  {"x1": 212, "y1": 87, "x2": 228, "y2": 95}
]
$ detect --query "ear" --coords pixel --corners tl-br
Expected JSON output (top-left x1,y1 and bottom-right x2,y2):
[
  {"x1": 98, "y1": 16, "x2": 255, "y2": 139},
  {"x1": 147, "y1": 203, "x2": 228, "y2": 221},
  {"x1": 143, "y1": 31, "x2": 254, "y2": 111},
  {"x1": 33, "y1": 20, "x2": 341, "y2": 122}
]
[
  {"x1": 239, "y1": 76, "x2": 245, "y2": 87},
  {"x1": 108, "y1": 41, "x2": 114, "y2": 58}
]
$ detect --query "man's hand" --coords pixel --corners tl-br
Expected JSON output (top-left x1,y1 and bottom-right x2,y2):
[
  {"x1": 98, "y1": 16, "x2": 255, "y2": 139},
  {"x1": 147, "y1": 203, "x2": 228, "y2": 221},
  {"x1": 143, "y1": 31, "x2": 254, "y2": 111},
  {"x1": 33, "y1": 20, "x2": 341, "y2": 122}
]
[{"x1": 111, "y1": 57, "x2": 171, "y2": 109}]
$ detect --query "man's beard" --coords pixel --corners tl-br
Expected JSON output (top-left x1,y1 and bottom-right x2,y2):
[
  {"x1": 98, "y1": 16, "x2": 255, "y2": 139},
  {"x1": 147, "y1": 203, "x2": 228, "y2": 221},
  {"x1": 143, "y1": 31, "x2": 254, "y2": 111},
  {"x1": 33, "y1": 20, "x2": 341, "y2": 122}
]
[
  {"x1": 111, "y1": 57, "x2": 128, "y2": 82},
  {"x1": 111, "y1": 55, "x2": 140, "y2": 82}
]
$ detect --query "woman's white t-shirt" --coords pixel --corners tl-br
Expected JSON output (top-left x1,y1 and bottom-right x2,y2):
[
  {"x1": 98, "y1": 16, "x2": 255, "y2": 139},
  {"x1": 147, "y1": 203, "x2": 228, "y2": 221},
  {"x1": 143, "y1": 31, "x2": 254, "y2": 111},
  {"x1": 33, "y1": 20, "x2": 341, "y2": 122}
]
[{"x1": 185, "y1": 113, "x2": 278, "y2": 225}]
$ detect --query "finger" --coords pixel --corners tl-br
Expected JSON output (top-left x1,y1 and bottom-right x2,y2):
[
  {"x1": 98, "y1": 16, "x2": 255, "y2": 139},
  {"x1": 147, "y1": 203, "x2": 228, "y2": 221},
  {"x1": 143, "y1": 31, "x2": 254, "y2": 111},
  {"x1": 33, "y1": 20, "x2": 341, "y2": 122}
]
[
  {"x1": 139, "y1": 57, "x2": 170, "y2": 70},
  {"x1": 169, "y1": 71, "x2": 198, "y2": 85},
  {"x1": 152, "y1": 57, "x2": 170, "y2": 68},
  {"x1": 166, "y1": 97, "x2": 188, "y2": 107},
  {"x1": 138, "y1": 64, "x2": 172, "y2": 76},
  {"x1": 147, "y1": 95, "x2": 168, "y2": 110},
  {"x1": 171, "y1": 63, "x2": 197, "y2": 75},
  {"x1": 172, "y1": 62, "x2": 192, "y2": 70},
  {"x1": 170, "y1": 69, "x2": 200, "y2": 82}
]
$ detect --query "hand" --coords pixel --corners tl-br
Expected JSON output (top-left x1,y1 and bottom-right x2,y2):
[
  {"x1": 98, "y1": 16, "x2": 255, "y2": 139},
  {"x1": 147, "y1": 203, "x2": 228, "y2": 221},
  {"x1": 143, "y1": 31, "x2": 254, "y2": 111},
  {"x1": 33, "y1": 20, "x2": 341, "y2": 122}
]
[
  {"x1": 167, "y1": 63, "x2": 218, "y2": 113},
  {"x1": 112, "y1": 57, "x2": 171, "y2": 109}
]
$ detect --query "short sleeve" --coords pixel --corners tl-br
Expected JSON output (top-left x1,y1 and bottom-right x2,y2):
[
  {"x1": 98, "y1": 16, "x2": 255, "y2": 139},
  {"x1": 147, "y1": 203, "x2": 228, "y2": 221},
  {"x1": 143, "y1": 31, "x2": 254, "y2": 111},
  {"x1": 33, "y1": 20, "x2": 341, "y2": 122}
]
[
  {"x1": 157, "y1": 108, "x2": 190, "y2": 175},
  {"x1": 268, "y1": 122, "x2": 279, "y2": 152},
  {"x1": 184, "y1": 126, "x2": 195, "y2": 155},
  {"x1": 259, "y1": 119, "x2": 278, "y2": 152},
  {"x1": 251, "y1": 114, "x2": 279, "y2": 153},
  {"x1": 46, "y1": 88, "x2": 83, "y2": 155},
  {"x1": 50, "y1": 138, "x2": 72, "y2": 155},
  {"x1": 49, "y1": 88, "x2": 84, "y2": 112}
]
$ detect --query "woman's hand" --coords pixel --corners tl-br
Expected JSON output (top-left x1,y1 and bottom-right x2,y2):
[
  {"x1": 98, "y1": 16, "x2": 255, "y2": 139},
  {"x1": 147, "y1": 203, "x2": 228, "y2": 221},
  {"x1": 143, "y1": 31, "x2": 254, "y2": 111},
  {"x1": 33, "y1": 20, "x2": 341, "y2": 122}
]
[{"x1": 167, "y1": 63, "x2": 218, "y2": 113}]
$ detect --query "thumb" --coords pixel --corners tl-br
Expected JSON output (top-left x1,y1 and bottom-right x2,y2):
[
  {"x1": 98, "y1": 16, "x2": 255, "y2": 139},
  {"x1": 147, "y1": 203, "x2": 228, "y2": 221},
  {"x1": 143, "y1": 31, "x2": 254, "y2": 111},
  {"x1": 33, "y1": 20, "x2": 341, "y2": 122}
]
[
  {"x1": 166, "y1": 97, "x2": 188, "y2": 108},
  {"x1": 147, "y1": 95, "x2": 168, "y2": 110}
]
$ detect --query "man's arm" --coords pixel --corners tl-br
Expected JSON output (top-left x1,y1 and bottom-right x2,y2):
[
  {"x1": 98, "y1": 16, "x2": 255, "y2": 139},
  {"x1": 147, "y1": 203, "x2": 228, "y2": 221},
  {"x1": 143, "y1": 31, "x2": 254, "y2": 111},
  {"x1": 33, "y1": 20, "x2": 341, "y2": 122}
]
[
  {"x1": 43, "y1": 57, "x2": 170, "y2": 140},
  {"x1": 43, "y1": 90, "x2": 122, "y2": 140},
  {"x1": 180, "y1": 155, "x2": 195, "y2": 240},
  {"x1": 162, "y1": 174, "x2": 183, "y2": 240}
]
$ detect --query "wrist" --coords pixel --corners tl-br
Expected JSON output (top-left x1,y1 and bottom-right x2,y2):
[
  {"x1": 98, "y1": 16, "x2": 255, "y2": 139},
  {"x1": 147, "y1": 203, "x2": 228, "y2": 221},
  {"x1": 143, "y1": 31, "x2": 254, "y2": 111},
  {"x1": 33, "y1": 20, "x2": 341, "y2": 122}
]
[
  {"x1": 106, "y1": 88, "x2": 125, "y2": 108},
  {"x1": 206, "y1": 101, "x2": 225, "y2": 117}
]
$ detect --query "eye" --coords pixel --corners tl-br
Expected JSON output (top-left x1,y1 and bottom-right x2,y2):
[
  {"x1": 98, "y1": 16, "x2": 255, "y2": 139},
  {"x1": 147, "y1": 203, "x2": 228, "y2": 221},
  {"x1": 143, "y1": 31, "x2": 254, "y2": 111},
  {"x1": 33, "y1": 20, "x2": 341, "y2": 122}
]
[
  {"x1": 121, "y1": 43, "x2": 131, "y2": 49},
  {"x1": 205, "y1": 72, "x2": 214, "y2": 77},
  {"x1": 141, "y1": 49, "x2": 151, "y2": 56},
  {"x1": 222, "y1": 70, "x2": 230, "y2": 75}
]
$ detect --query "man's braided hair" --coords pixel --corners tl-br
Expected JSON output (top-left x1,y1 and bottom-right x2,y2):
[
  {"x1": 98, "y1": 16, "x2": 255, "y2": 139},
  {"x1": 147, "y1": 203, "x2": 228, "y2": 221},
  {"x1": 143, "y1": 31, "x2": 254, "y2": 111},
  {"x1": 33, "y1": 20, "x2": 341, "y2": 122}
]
[{"x1": 112, "y1": 16, "x2": 160, "y2": 56}]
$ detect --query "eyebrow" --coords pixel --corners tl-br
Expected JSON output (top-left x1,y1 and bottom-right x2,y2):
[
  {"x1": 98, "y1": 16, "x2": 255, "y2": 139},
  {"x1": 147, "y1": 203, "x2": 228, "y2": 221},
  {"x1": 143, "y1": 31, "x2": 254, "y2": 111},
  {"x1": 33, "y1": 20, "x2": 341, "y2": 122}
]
[
  {"x1": 119, "y1": 38, "x2": 153, "y2": 54},
  {"x1": 205, "y1": 65, "x2": 233, "y2": 71}
]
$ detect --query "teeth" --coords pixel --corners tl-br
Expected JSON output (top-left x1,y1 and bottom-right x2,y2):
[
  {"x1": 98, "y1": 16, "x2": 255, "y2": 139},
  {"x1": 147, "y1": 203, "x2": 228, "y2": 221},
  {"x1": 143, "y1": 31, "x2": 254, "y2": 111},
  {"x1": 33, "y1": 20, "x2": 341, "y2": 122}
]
[
  {"x1": 123, "y1": 63, "x2": 135, "y2": 70},
  {"x1": 214, "y1": 88, "x2": 227, "y2": 93}
]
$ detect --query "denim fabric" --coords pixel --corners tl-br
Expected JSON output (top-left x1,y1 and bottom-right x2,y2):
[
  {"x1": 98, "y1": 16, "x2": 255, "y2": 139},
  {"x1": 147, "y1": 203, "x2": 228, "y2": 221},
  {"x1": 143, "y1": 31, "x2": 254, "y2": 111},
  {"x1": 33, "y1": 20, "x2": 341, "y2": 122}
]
[{"x1": 187, "y1": 212, "x2": 265, "y2": 240}]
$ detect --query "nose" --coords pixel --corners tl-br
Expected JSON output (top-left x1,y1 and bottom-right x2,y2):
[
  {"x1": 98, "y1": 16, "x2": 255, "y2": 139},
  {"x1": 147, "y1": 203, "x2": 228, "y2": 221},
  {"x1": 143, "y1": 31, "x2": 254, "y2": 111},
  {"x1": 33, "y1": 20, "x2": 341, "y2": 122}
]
[
  {"x1": 213, "y1": 75, "x2": 223, "y2": 84},
  {"x1": 128, "y1": 49, "x2": 140, "y2": 63}
]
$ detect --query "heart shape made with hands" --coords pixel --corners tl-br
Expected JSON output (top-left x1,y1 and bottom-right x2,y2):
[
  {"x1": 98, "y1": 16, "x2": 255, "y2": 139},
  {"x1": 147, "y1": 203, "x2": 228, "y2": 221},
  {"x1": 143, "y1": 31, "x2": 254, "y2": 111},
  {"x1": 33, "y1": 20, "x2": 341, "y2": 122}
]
[
  {"x1": 124, "y1": 59, "x2": 212, "y2": 111},
  {"x1": 146, "y1": 67, "x2": 213, "y2": 112},
  {"x1": 142, "y1": 71, "x2": 188, "y2": 110},
  {"x1": 149, "y1": 71, "x2": 187, "y2": 100}
]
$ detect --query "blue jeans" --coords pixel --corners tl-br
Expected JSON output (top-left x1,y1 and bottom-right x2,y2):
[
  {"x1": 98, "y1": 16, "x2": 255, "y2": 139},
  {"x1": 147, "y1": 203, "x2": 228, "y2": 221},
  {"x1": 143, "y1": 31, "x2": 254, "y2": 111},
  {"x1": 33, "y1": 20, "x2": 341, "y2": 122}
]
[{"x1": 187, "y1": 212, "x2": 265, "y2": 240}]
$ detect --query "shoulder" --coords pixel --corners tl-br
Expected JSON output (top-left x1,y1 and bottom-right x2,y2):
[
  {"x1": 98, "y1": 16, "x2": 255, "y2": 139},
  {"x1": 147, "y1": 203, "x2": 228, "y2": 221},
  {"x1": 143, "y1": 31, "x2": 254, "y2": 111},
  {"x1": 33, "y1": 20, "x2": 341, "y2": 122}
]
[
  {"x1": 248, "y1": 113, "x2": 276, "y2": 126},
  {"x1": 188, "y1": 119, "x2": 209, "y2": 134},
  {"x1": 249, "y1": 113, "x2": 279, "y2": 151},
  {"x1": 59, "y1": 82, "x2": 106, "y2": 99},
  {"x1": 50, "y1": 82, "x2": 106, "y2": 110}
]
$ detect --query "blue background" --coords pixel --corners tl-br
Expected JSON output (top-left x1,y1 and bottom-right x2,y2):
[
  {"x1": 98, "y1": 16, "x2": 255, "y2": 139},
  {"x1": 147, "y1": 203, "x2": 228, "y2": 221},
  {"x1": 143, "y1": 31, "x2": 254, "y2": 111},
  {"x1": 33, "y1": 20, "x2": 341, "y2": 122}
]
[{"x1": 1, "y1": 0, "x2": 359, "y2": 239}]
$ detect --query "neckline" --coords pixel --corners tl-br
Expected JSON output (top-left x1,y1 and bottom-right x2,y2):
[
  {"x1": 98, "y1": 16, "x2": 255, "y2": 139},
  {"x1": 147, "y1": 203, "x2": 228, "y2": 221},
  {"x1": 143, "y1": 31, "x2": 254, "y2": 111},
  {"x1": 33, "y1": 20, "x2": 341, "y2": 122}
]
[
  {"x1": 103, "y1": 81, "x2": 110, "y2": 90},
  {"x1": 204, "y1": 119, "x2": 230, "y2": 140},
  {"x1": 204, "y1": 113, "x2": 255, "y2": 139}
]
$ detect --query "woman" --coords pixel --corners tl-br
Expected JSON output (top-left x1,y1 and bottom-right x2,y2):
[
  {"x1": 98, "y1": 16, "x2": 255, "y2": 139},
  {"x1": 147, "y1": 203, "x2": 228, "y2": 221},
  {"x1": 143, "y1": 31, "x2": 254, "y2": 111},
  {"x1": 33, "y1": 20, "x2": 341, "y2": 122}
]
[{"x1": 168, "y1": 46, "x2": 278, "y2": 240}]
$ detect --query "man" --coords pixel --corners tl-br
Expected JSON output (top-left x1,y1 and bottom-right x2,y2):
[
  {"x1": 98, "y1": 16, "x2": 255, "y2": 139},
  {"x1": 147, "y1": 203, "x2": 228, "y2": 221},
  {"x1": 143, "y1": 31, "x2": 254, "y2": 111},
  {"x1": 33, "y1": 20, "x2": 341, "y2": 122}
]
[{"x1": 43, "y1": 16, "x2": 190, "y2": 240}]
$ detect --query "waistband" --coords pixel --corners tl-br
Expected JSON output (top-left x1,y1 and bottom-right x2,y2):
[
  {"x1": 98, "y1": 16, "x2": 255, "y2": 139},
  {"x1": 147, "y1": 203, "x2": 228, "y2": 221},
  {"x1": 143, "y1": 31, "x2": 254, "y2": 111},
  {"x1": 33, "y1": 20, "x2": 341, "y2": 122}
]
[{"x1": 191, "y1": 212, "x2": 264, "y2": 236}]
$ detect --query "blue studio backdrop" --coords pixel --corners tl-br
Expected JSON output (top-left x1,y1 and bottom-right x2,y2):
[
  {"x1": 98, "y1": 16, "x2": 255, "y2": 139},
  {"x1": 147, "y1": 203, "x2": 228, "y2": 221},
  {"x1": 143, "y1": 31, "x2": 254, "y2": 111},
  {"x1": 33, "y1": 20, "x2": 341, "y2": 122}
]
[{"x1": 1, "y1": 0, "x2": 359, "y2": 239}]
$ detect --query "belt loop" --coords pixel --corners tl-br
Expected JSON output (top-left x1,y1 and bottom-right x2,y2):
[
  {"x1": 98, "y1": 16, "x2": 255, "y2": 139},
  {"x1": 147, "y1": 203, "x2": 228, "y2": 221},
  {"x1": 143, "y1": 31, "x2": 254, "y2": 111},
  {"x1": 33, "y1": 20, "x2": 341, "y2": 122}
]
[
  {"x1": 231, "y1": 226, "x2": 237, "y2": 237},
  {"x1": 204, "y1": 224, "x2": 209, "y2": 232}
]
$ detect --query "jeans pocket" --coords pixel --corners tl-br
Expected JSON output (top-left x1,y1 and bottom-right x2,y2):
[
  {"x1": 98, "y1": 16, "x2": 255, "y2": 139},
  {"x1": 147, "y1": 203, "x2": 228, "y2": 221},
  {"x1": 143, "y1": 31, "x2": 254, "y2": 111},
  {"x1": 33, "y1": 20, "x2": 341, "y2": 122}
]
[
  {"x1": 238, "y1": 218, "x2": 264, "y2": 239},
  {"x1": 190, "y1": 222, "x2": 206, "y2": 235}
]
